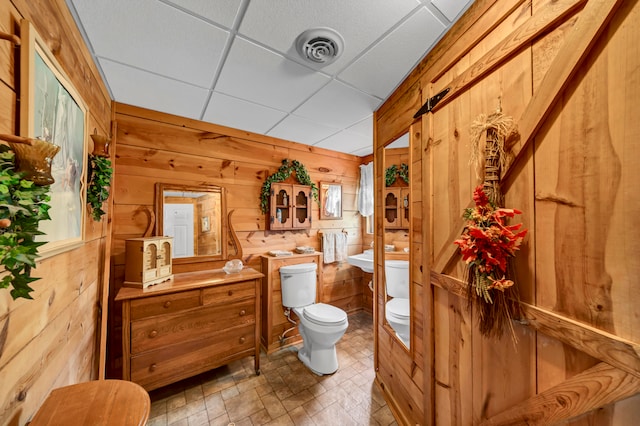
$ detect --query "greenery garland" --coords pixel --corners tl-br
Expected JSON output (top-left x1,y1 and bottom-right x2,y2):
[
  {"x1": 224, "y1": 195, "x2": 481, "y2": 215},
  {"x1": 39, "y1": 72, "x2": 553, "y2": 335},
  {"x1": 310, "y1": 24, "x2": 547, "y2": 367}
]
[
  {"x1": 87, "y1": 155, "x2": 113, "y2": 221},
  {"x1": 260, "y1": 159, "x2": 318, "y2": 214},
  {"x1": 0, "y1": 145, "x2": 52, "y2": 300},
  {"x1": 385, "y1": 163, "x2": 409, "y2": 186}
]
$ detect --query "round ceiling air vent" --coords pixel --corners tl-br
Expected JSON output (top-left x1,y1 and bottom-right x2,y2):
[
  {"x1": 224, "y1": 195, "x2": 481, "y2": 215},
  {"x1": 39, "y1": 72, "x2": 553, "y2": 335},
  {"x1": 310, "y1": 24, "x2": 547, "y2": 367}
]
[{"x1": 295, "y1": 27, "x2": 344, "y2": 66}]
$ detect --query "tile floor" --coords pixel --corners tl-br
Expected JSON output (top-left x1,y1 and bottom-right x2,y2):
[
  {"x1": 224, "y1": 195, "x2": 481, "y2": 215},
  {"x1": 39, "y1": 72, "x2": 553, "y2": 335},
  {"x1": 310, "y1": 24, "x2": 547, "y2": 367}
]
[{"x1": 146, "y1": 311, "x2": 398, "y2": 426}]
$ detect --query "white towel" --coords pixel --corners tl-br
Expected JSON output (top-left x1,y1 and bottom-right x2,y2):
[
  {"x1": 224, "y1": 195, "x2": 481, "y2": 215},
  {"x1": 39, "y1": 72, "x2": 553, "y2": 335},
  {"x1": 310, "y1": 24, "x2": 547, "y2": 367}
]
[
  {"x1": 322, "y1": 232, "x2": 335, "y2": 264},
  {"x1": 334, "y1": 232, "x2": 348, "y2": 262}
]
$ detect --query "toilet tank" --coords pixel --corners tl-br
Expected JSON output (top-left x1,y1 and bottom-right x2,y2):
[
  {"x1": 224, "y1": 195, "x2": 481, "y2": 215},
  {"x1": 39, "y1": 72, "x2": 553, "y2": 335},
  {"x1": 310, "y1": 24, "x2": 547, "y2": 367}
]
[
  {"x1": 280, "y1": 263, "x2": 317, "y2": 308},
  {"x1": 385, "y1": 260, "x2": 409, "y2": 299}
]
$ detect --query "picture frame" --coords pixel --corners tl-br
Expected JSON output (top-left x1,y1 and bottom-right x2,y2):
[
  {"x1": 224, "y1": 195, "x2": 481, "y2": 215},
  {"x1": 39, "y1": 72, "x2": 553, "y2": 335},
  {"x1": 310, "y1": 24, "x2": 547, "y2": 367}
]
[
  {"x1": 319, "y1": 181, "x2": 342, "y2": 220},
  {"x1": 20, "y1": 20, "x2": 88, "y2": 255},
  {"x1": 201, "y1": 216, "x2": 210, "y2": 233}
]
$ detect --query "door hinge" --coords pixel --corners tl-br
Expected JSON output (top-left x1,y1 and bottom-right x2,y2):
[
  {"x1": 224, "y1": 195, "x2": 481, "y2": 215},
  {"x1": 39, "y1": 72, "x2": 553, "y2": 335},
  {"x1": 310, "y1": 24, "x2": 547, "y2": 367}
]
[{"x1": 413, "y1": 87, "x2": 450, "y2": 119}]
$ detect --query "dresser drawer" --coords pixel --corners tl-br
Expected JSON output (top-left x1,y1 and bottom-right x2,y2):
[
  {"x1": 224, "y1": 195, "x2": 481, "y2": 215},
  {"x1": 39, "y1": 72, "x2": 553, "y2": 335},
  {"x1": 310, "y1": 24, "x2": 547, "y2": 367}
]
[
  {"x1": 130, "y1": 324, "x2": 256, "y2": 391},
  {"x1": 130, "y1": 290, "x2": 200, "y2": 320},
  {"x1": 202, "y1": 280, "x2": 255, "y2": 306},
  {"x1": 130, "y1": 300, "x2": 255, "y2": 354}
]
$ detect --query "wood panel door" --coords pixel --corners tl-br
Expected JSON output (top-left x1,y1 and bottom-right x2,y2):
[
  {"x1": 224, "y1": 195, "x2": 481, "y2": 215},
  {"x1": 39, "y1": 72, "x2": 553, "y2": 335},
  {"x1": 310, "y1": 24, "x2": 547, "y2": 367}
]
[{"x1": 375, "y1": 0, "x2": 640, "y2": 424}]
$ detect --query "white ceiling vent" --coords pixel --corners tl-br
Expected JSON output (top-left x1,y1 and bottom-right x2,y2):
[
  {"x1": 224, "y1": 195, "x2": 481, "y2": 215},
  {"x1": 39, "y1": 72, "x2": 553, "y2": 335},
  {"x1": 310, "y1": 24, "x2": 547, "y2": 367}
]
[{"x1": 295, "y1": 28, "x2": 344, "y2": 66}]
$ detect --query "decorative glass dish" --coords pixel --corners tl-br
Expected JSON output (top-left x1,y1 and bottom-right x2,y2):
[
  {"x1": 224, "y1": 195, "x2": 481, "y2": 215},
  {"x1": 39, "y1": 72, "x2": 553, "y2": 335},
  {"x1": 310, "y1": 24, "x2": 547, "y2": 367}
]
[{"x1": 223, "y1": 259, "x2": 243, "y2": 274}]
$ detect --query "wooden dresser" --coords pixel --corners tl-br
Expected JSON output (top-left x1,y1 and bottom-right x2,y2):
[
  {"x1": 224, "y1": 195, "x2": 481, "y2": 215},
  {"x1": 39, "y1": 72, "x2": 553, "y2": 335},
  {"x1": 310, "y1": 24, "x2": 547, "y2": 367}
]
[
  {"x1": 260, "y1": 252, "x2": 322, "y2": 353},
  {"x1": 115, "y1": 268, "x2": 263, "y2": 391}
]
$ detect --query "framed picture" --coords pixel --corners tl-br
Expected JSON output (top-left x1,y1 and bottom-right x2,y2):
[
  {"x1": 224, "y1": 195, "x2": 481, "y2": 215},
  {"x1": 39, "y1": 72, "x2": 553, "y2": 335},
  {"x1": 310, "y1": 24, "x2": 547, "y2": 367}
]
[
  {"x1": 319, "y1": 181, "x2": 342, "y2": 220},
  {"x1": 201, "y1": 216, "x2": 210, "y2": 233},
  {"x1": 20, "y1": 20, "x2": 88, "y2": 255}
]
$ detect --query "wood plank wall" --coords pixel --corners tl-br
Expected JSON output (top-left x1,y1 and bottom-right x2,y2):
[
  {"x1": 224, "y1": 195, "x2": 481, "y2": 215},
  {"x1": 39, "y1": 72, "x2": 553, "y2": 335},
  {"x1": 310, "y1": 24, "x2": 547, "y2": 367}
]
[
  {"x1": 108, "y1": 104, "x2": 369, "y2": 375},
  {"x1": 374, "y1": 0, "x2": 640, "y2": 424},
  {"x1": 0, "y1": 0, "x2": 112, "y2": 424}
]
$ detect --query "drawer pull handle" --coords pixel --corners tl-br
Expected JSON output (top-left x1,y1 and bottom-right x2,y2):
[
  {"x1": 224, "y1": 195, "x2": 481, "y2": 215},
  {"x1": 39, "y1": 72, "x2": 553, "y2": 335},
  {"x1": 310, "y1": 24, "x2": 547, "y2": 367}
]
[
  {"x1": 149, "y1": 363, "x2": 157, "y2": 372},
  {"x1": 239, "y1": 337, "x2": 245, "y2": 344},
  {"x1": 239, "y1": 309, "x2": 246, "y2": 316},
  {"x1": 149, "y1": 330, "x2": 158, "y2": 338},
  {"x1": 163, "y1": 301, "x2": 171, "y2": 309},
  {"x1": 228, "y1": 290, "x2": 233, "y2": 296}
]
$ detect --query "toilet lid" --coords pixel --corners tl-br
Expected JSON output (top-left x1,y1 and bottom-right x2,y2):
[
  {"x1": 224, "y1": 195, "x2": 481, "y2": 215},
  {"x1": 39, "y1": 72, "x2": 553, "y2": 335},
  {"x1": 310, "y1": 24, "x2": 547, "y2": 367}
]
[
  {"x1": 386, "y1": 298, "x2": 409, "y2": 319},
  {"x1": 303, "y1": 303, "x2": 347, "y2": 325}
]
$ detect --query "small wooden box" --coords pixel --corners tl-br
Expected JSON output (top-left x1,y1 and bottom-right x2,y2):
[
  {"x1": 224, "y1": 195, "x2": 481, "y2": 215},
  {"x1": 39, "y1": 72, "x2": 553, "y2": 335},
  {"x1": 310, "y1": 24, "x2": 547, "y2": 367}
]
[{"x1": 124, "y1": 236, "x2": 174, "y2": 288}]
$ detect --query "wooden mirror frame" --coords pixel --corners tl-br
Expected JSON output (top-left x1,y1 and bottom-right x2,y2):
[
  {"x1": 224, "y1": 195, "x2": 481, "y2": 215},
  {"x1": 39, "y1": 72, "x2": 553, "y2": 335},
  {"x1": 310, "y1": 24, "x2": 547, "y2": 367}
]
[
  {"x1": 155, "y1": 182, "x2": 229, "y2": 265},
  {"x1": 319, "y1": 181, "x2": 343, "y2": 220}
]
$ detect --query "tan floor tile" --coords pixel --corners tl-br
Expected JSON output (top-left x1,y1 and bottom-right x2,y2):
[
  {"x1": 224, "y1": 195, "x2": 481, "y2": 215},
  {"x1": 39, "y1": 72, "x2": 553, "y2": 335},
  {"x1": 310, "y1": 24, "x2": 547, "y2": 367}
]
[
  {"x1": 204, "y1": 392, "x2": 226, "y2": 419},
  {"x1": 167, "y1": 418, "x2": 188, "y2": 426},
  {"x1": 149, "y1": 399, "x2": 167, "y2": 419},
  {"x1": 301, "y1": 397, "x2": 324, "y2": 417},
  {"x1": 265, "y1": 413, "x2": 295, "y2": 426},
  {"x1": 202, "y1": 374, "x2": 235, "y2": 396},
  {"x1": 166, "y1": 393, "x2": 187, "y2": 411},
  {"x1": 224, "y1": 388, "x2": 265, "y2": 421},
  {"x1": 260, "y1": 391, "x2": 287, "y2": 419},
  {"x1": 221, "y1": 385, "x2": 239, "y2": 400},
  {"x1": 255, "y1": 382, "x2": 275, "y2": 396},
  {"x1": 166, "y1": 399, "x2": 205, "y2": 425},
  {"x1": 146, "y1": 414, "x2": 167, "y2": 426},
  {"x1": 280, "y1": 389, "x2": 314, "y2": 412},
  {"x1": 311, "y1": 401, "x2": 357, "y2": 426},
  {"x1": 288, "y1": 406, "x2": 316, "y2": 426},
  {"x1": 186, "y1": 409, "x2": 209, "y2": 426},
  {"x1": 209, "y1": 412, "x2": 230, "y2": 426},
  {"x1": 250, "y1": 408, "x2": 273, "y2": 425},
  {"x1": 372, "y1": 405, "x2": 396, "y2": 426}
]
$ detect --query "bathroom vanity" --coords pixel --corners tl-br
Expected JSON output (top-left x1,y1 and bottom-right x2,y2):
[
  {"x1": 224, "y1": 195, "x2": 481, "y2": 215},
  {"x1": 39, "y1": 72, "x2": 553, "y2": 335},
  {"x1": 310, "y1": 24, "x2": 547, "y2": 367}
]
[{"x1": 116, "y1": 267, "x2": 263, "y2": 391}]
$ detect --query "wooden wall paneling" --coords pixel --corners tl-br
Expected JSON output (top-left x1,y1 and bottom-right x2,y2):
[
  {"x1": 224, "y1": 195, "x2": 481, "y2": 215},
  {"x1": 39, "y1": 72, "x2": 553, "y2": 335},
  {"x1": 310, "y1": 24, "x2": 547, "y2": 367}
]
[
  {"x1": 501, "y1": 0, "x2": 624, "y2": 186},
  {"x1": 421, "y1": 109, "x2": 435, "y2": 425},
  {"x1": 481, "y1": 362, "x2": 640, "y2": 425},
  {"x1": 430, "y1": 0, "x2": 585, "y2": 114}
]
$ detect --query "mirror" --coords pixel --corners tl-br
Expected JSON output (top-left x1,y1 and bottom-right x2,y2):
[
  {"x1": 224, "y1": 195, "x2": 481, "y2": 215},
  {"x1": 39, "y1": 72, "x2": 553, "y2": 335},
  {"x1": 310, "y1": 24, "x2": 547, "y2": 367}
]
[
  {"x1": 319, "y1": 182, "x2": 342, "y2": 220},
  {"x1": 155, "y1": 183, "x2": 228, "y2": 263},
  {"x1": 382, "y1": 132, "x2": 411, "y2": 350}
]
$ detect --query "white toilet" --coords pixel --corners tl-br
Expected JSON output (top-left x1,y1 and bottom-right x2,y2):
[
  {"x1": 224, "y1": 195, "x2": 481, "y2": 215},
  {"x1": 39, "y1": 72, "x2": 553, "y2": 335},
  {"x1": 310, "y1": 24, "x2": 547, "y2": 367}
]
[
  {"x1": 385, "y1": 260, "x2": 410, "y2": 348},
  {"x1": 280, "y1": 263, "x2": 349, "y2": 375}
]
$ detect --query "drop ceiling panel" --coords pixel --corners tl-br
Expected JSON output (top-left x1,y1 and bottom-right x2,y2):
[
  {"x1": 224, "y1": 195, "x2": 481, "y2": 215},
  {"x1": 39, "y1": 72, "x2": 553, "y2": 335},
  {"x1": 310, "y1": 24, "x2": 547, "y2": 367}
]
[
  {"x1": 238, "y1": 0, "x2": 422, "y2": 74},
  {"x1": 313, "y1": 130, "x2": 372, "y2": 154},
  {"x1": 430, "y1": 0, "x2": 473, "y2": 22},
  {"x1": 268, "y1": 115, "x2": 340, "y2": 145},
  {"x1": 216, "y1": 37, "x2": 331, "y2": 111},
  {"x1": 71, "y1": 0, "x2": 228, "y2": 87},
  {"x1": 163, "y1": 0, "x2": 243, "y2": 27},
  {"x1": 203, "y1": 92, "x2": 288, "y2": 135},
  {"x1": 293, "y1": 81, "x2": 381, "y2": 129},
  {"x1": 100, "y1": 58, "x2": 210, "y2": 119},
  {"x1": 67, "y1": 0, "x2": 474, "y2": 156},
  {"x1": 339, "y1": 6, "x2": 447, "y2": 98},
  {"x1": 347, "y1": 117, "x2": 374, "y2": 139}
]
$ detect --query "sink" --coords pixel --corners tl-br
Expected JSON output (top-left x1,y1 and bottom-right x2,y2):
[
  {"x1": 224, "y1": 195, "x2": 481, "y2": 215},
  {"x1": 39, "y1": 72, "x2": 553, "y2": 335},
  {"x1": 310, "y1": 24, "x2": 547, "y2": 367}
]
[{"x1": 347, "y1": 249, "x2": 374, "y2": 273}]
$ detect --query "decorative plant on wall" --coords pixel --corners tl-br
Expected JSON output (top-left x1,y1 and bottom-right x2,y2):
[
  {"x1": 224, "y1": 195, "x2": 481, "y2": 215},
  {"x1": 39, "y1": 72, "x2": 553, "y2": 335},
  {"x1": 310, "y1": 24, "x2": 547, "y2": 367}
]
[
  {"x1": 454, "y1": 108, "x2": 526, "y2": 343},
  {"x1": 454, "y1": 186, "x2": 527, "y2": 340},
  {"x1": 87, "y1": 154, "x2": 113, "y2": 221},
  {"x1": 260, "y1": 159, "x2": 318, "y2": 214},
  {"x1": 385, "y1": 163, "x2": 409, "y2": 186},
  {"x1": 0, "y1": 144, "x2": 53, "y2": 300}
]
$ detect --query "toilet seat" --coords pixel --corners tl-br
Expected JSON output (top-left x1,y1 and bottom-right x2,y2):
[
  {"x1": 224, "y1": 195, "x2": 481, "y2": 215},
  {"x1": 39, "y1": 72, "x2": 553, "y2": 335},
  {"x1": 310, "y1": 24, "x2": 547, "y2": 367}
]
[
  {"x1": 386, "y1": 298, "x2": 409, "y2": 321},
  {"x1": 303, "y1": 303, "x2": 347, "y2": 326}
]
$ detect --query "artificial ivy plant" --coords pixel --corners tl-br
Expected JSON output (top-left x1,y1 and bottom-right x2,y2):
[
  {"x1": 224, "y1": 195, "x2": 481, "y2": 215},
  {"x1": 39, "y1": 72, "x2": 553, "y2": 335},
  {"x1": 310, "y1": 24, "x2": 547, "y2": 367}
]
[
  {"x1": 87, "y1": 154, "x2": 113, "y2": 221},
  {"x1": 385, "y1": 163, "x2": 409, "y2": 186},
  {"x1": 260, "y1": 159, "x2": 318, "y2": 214},
  {"x1": 0, "y1": 145, "x2": 52, "y2": 300}
]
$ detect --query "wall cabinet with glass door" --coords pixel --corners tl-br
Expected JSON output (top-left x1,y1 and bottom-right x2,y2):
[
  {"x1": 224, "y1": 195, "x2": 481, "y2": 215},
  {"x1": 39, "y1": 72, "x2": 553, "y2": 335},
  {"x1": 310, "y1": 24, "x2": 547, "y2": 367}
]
[
  {"x1": 268, "y1": 183, "x2": 312, "y2": 230},
  {"x1": 384, "y1": 187, "x2": 409, "y2": 229}
]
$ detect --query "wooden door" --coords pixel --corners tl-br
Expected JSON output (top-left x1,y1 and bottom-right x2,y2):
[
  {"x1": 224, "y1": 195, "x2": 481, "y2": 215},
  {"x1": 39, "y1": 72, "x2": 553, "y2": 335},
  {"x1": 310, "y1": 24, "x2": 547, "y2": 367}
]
[
  {"x1": 291, "y1": 184, "x2": 311, "y2": 229},
  {"x1": 374, "y1": 0, "x2": 640, "y2": 424}
]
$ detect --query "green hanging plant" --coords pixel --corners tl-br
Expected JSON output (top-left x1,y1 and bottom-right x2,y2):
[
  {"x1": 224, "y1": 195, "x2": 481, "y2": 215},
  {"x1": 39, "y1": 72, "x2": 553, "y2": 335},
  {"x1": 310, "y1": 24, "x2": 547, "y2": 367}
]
[
  {"x1": 260, "y1": 159, "x2": 318, "y2": 214},
  {"x1": 87, "y1": 155, "x2": 113, "y2": 221},
  {"x1": 385, "y1": 163, "x2": 409, "y2": 186},
  {"x1": 398, "y1": 163, "x2": 409, "y2": 184},
  {"x1": 0, "y1": 145, "x2": 52, "y2": 300}
]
